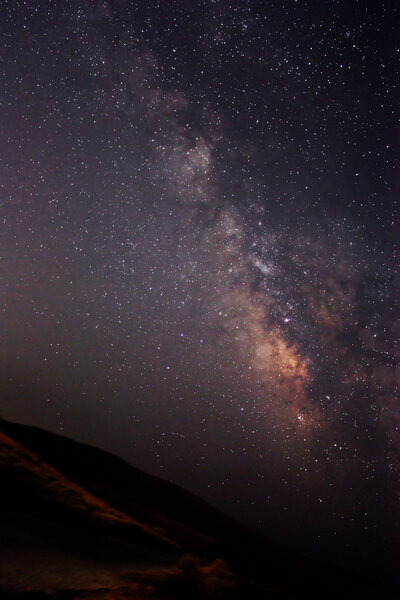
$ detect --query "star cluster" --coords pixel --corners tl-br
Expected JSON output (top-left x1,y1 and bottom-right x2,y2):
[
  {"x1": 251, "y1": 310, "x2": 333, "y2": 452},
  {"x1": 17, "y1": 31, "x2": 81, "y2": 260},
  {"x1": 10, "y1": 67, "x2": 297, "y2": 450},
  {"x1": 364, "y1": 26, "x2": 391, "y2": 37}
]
[{"x1": 0, "y1": 0, "x2": 398, "y2": 588}]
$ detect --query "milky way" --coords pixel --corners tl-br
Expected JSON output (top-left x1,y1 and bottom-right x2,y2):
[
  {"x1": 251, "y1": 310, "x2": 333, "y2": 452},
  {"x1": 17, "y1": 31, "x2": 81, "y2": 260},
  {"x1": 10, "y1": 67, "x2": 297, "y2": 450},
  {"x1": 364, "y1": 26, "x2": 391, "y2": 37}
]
[{"x1": 0, "y1": 0, "x2": 398, "y2": 587}]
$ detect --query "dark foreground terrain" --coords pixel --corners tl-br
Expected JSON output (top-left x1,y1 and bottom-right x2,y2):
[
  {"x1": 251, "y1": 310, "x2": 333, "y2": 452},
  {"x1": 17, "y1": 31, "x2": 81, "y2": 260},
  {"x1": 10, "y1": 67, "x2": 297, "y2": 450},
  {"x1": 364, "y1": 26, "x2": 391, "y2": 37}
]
[{"x1": 0, "y1": 417, "x2": 396, "y2": 599}]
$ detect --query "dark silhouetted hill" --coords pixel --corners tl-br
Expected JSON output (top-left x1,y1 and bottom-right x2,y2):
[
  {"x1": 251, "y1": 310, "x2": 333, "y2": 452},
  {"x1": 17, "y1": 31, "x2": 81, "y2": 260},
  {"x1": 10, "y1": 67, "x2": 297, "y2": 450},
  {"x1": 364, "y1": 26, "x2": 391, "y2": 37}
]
[{"x1": 0, "y1": 417, "x2": 396, "y2": 599}]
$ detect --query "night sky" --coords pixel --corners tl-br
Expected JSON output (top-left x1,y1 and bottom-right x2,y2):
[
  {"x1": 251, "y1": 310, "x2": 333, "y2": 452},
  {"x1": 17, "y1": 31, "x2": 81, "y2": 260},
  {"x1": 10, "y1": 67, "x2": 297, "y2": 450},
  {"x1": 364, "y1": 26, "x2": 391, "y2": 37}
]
[{"x1": 0, "y1": 0, "x2": 399, "y2": 588}]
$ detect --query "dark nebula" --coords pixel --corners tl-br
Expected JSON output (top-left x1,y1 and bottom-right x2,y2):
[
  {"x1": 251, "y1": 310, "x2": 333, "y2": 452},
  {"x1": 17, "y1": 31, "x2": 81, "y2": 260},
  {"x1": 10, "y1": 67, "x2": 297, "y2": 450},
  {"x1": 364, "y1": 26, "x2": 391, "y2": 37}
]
[{"x1": 0, "y1": 0, "x2": 398, "y2": 587}]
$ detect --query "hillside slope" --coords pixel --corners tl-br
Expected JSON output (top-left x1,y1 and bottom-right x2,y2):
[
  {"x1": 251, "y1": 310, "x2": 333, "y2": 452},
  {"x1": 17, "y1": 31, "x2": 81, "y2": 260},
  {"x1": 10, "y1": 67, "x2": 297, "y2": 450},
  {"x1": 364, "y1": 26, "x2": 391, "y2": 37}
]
[{"x1": 0, "y1": 417, "x2": 396, "y2": 599}]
